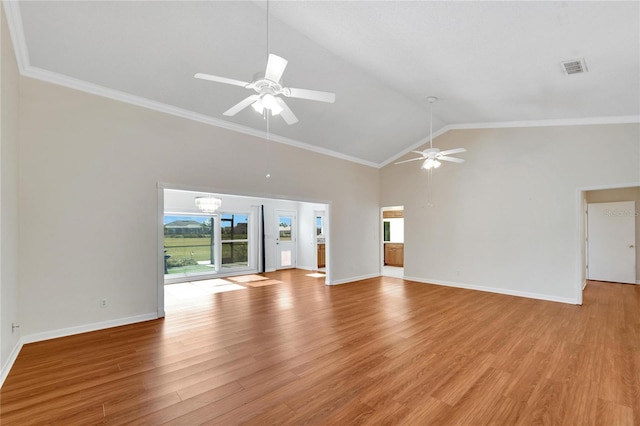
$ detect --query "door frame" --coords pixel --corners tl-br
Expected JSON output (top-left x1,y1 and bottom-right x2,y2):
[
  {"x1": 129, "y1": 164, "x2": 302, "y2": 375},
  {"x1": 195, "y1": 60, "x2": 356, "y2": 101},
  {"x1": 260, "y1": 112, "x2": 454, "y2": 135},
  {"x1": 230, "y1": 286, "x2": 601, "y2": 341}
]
[
  {"x1": 576, "y1": 182, "x2": 640, "y2": 305},
  {"x1": 314, "y1": 210, "x2": 326, "y2": 270},
  {"x1": 275, "y1": 209, "x2": 297, "y2": 269},
  {"x1": 380, "y1": 206, "x2": 404, "y2": 276},
  {"x1": 158, "y1": 182, "x2": 332, "y2": 317},
  {"x1": 586, "y1": 201, "x2": 636, "y2": 283}
]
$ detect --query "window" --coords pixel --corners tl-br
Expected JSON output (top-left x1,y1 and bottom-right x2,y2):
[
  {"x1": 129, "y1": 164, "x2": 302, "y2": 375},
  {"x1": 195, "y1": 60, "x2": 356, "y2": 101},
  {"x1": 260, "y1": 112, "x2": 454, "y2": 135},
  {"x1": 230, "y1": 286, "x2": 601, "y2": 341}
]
[
  {"x1": 220, "y1": 213, "x2": 249, "y2": 268},
  {"x1": 164, "y1": 215, "x2": 215, "y2": 275},
  {"x1": 164, "y1": 211, "x2": 253, "y2": 278}
]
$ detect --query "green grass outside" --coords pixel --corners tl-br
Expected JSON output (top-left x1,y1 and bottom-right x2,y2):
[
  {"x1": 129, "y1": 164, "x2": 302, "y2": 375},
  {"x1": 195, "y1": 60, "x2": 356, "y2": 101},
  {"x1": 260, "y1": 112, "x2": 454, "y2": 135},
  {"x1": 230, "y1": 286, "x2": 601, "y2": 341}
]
[
  {"x1": 164, "y1": 236, "x2": 249, "y2": 274},
  {"x1": 164, "y1": 236, "x2": 212, "y2": 262}
]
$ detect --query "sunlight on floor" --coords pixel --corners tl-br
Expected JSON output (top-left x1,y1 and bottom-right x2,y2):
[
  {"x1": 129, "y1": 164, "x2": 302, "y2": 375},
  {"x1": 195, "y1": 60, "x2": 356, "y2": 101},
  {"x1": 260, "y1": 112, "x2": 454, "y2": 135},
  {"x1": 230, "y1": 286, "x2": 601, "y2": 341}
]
[
  {"x1": 164, "y1": 274, "x2": 285, "y2": 311},
  {"x1": 165, "y1": 279, "x2": 246, "y2": 311},
  {"x1": 306, "y1": 273, "x2": 325, "y2": 278}
]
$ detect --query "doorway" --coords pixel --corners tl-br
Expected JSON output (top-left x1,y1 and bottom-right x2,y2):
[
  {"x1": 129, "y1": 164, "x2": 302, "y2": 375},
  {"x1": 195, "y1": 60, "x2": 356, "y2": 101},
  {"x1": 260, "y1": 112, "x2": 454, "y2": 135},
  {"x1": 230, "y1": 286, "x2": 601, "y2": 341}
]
[
  {"x1": 578, "y1": 185, "x2": 640, "y2": 304},
  {"x1": 381, "y1": 206, "x2": 404, "y2": 278},
  {"x1": 315, "y1": 211, "x2": 326, "y2": 271},
  {"x1": 158, "y1": 187, "x2": 331, "y2": 317},
  {"x1": 276, "y1": 211, "x2": 296, "y2": 269},
  {"x1": 585, "y1": 187, "x2": 639, "y2": 285}
]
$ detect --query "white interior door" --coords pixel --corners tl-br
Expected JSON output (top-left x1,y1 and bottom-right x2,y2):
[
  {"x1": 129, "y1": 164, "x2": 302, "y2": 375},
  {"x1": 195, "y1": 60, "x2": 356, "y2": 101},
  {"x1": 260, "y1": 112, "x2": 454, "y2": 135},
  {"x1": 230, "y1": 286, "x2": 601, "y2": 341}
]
[
  {"x1": 587, "y1": 201, "x2": 636, "y2": 284},
  {"x1": 276, "y1": 211, "x2": 296, "y2": 269}
]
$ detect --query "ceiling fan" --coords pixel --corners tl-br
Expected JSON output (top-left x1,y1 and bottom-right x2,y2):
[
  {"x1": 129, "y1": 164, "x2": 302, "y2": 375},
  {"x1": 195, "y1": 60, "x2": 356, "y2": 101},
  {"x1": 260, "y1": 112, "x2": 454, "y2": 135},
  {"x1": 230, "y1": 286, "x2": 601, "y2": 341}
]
[
  {"x1": 195, "y1": 53, "x2": 336, "y2": 125},
  {"x1": 395, "y1": 97, "x2": 466, "y2": 170}
]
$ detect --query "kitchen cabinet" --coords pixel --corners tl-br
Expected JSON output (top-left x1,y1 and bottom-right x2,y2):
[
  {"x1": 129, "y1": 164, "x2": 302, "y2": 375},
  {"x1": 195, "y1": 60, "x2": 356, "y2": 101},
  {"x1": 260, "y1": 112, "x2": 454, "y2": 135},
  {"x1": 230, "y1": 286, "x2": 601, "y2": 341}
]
[
  {"x1": 384, "y1": 243, "x2": 404, "y2": 267},
  {"x1": 383, "y1": 210, "x2": 404, "y2": 219},
  {"x1": 317, "y1": 243, "x2": 325, "y2": 268}
]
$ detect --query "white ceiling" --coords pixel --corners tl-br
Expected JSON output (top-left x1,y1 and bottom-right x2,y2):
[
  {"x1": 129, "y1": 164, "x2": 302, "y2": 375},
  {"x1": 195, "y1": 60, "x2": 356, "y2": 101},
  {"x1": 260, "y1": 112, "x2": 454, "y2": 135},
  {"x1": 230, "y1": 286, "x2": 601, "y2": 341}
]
[{"x1": 6, "y1": 1, "x2": 640, "y2": 166}]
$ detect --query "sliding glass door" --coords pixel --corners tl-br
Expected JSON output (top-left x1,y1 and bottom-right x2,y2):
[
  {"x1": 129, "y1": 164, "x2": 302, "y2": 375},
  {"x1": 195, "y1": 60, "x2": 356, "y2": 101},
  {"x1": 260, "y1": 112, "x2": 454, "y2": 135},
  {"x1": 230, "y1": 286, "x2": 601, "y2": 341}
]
[
  {"x1": 164, "y1": 215, "x2": 216, "y2": 276},
  {"x1": 164, "y1": 211, "x2": 253, "y2": 281},
  {"x1": 220, "y1": 213, "x2": 249, "y2": 269}
]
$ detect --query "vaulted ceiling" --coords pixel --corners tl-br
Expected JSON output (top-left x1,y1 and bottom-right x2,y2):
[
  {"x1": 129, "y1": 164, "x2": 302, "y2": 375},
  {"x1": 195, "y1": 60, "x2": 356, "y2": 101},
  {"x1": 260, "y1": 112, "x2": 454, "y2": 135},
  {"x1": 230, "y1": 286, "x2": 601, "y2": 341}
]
[{"x1": 5, "y1": 1, "x2": 639, "y2": 166}]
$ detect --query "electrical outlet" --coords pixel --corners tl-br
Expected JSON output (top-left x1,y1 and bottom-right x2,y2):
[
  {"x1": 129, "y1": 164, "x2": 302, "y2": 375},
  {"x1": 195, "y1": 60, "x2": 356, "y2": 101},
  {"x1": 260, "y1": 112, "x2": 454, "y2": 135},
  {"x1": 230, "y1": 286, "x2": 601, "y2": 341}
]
[
  {"x1": 11, "y1": 323, "x2": 20, "y2": 333},
  {"x1": 100, "y1": 299, "x2": 108, "y2": 309}
]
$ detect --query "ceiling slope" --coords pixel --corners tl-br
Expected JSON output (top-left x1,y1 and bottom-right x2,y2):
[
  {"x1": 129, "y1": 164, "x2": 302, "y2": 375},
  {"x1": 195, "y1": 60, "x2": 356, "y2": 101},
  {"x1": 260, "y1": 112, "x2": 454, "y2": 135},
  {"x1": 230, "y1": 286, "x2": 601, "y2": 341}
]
[{"x1": 4, "y1": 1, "x2": 639, "y2": 167}]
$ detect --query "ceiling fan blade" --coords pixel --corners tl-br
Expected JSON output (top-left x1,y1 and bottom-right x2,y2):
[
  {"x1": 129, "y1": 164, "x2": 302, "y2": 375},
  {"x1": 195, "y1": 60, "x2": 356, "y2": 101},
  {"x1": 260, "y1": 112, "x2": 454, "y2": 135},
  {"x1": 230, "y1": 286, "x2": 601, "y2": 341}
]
[
  {"x1": 438, "y1": 147, "x2": 466, "y2": 156},
  {"x1": 194, "y1": 73, "x2": 251, "y2": 88},
  {"x1": 412, "y1": 150, "x2": 426, "y2": 155},
  {"x1": 438, "y1": 156, "x2": 465, "y2": 163},
  {"x1": 275, "y1": 97, "x2": 299, "y2": 125},
  {"x1": 286, "y1": 87, "x2": 336, "y2": 103},
  {"x1": 265, "y1": 54, "x2": 288, "y2": 83},
  {"x1": 395, "y1": 157, "x2": 425, "y2": 164},
  {"x1": 223, "y1": 95, "x2": 261, "y2": 116}
]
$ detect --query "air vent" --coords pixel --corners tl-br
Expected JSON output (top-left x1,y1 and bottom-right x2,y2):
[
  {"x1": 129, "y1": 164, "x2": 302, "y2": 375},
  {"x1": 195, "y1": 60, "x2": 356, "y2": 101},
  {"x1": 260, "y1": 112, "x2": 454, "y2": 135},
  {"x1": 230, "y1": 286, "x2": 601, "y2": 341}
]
[{"x1": 560, "y1": 58, "x2": 588, "y2": 75}]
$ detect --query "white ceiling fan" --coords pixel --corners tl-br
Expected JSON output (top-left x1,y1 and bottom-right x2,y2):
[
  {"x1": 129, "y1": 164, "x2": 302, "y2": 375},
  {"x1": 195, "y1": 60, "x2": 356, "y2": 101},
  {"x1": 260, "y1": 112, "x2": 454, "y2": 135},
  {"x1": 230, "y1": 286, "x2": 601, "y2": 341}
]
[
  {"x1": 195, "y1": 53, "x2": 336, "y2": 125},
  {"x1": 396, "y1": 97, "x2": 466, "y2": 169}
]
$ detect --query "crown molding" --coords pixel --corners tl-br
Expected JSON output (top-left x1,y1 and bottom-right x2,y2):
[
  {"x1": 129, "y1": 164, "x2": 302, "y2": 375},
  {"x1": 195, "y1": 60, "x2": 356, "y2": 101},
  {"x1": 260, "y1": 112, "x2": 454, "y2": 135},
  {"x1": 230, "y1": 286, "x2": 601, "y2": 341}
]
[
  {"x1": 448, "y1": 115, "x2": 640, "y2": 130},
  {"x1": 379, "y1": 115, "x2": 640, "y2": 168},
  {"x1": 21, "y1": 66, "x2": 380, "y2": 168},
  {"x1": 5, "y1": 0, "x2": 639, "y2": 170},
  {"x1": 2, "y1": 0, "x2": 29, "y2": 72},
  {"x1": 2, "y1": 1, "x2": 378, "y2": 168}
]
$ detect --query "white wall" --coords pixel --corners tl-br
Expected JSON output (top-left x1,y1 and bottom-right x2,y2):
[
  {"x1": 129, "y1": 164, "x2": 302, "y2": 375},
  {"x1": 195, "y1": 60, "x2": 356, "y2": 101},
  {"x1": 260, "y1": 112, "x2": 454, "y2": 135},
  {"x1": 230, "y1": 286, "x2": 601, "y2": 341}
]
[
  {"x1": 381, "y1": 124, "x2": 640, "y2": 303},
  {"x1": 17, "y1": 77, "x2": 380, "y2": 336},
  {"x1": 1, "y1": 5, "x2": 21, "y2": 379}
]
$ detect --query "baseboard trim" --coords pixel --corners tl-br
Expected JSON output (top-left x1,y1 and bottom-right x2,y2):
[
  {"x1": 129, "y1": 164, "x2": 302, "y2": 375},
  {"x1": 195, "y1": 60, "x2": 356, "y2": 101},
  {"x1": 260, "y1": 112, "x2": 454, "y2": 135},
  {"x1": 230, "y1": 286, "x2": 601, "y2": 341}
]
[
  {"x1": 1, "y1": 312, "x2": 159, "y2": 389},
  {"x1": 0, "y1": 339, "x2": 24, "y2": 389},
  {"x1": 295, "y1": 265, "x2": 316, "y2": 271},
  {"x1": 404, "y1": 276, "x2": 580, "y2": 305},
  {"x1": 21, "y1": 313, "x2": 159, "y2": 345},
  {"x1": 330, "y1": 273, "x2": 380, "y2": 285}
]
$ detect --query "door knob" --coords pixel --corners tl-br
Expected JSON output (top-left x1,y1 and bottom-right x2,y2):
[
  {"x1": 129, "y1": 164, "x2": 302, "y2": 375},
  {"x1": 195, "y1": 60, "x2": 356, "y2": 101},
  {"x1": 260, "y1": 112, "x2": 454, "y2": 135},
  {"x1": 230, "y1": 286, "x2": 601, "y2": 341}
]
[{"x1": 630, "y1": 245, "x2": 636, "y2": 248}]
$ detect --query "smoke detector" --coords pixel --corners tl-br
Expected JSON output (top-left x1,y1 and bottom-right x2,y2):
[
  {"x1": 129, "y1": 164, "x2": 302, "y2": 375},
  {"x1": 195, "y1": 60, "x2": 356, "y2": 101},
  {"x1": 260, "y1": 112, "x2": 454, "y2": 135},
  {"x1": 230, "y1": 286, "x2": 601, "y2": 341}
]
[{"x1": 560, "y1": 58, "x2": 588, "y2": 75}]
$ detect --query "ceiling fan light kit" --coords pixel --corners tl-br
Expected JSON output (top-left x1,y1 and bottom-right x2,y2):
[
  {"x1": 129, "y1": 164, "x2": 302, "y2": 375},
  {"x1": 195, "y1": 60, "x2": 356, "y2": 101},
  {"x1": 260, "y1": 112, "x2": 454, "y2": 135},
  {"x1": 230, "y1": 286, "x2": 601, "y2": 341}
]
[
  {"x1": 395, "y1": 96, "x2": 466, "y2": 169},
  {"x1": 195, "y1": 53, "x2": 335, "y2": 125},
  {"x1": 422, "y1": 158, "x2": 441, "y2": 170}
]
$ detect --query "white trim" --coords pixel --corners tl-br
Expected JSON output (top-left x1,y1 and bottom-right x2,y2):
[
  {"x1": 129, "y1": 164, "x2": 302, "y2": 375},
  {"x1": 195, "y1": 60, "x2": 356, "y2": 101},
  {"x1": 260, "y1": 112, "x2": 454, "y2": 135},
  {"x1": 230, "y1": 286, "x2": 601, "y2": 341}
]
[
  {"x1": 0, "y1": 339, "x2": 23, "y2": 388},
  {"x1": 20, "y1": 313, "x2": 158, "y2": 345},
  {"x1": 296, "y1": 265, "x2": 316, "y2": 271},
  {"x1": 576, "y1": 182, "x2": 640, "y2": 303},
  {"x1": 447, "y1": 115, "x2": 640, "y2": 131},
  {"x1": 18, "y1": 64, "x2": 380, "y2": 168},
  {"x1": 157, "y1": 187, "x2": 165, "y2": 318},
  {"x1": 2, "y1": 0, "x2": 29, "y2": 72},
  {"x1": 5, "y1": 0, "x2": 638, "y2": 170},
  {"x1": 380, "y1": 117, "x2": 640, "y2": 167},
  {"x1": 329, "y1": 272, "x2": 380, "y2": 285},
  {"x1": 404, "y1": 276, "x2": 580, "y2": 305},
  {"x1": 0, "y1": 313, "x2": 158, "y2": 388}
]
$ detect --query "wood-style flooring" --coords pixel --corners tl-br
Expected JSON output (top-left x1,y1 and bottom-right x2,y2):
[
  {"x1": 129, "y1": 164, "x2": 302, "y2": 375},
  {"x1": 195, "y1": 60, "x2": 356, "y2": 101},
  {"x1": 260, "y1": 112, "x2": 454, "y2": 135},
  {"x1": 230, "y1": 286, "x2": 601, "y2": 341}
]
[{"x1": 1, "y1": 270, "x2": 639, "y2": 425}]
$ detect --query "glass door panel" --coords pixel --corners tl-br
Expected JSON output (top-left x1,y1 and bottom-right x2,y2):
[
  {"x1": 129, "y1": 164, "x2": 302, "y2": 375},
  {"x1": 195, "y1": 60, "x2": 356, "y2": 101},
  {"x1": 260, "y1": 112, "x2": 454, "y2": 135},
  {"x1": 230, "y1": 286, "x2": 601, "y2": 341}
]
[
  {"x1": 220, "y1": 213, "x2": 249, "y2": 269},
  {"x1": 164, "y1": 215, "x2": 216, "y2": 277},
  {"x1": 276, "y1": 212, "x2": 296, "y2": 269}
]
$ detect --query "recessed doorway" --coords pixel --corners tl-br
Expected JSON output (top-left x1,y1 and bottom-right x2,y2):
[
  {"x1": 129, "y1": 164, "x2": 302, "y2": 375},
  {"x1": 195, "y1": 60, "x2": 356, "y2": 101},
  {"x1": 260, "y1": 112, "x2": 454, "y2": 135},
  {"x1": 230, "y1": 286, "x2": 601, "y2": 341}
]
[
  {"x1": 381, "y1": 206, "x2": 404, "y2": 278},
  {"x1": 157, "y1": 186, "x2": 330, "y2": 317}
]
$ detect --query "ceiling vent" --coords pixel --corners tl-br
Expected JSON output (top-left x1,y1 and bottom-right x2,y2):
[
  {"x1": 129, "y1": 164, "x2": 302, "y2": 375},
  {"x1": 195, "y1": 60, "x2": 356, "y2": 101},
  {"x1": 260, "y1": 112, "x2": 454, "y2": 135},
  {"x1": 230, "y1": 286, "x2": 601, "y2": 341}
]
[{"x1": 560, "y1": 58, "x2": 588, "y2": 75}]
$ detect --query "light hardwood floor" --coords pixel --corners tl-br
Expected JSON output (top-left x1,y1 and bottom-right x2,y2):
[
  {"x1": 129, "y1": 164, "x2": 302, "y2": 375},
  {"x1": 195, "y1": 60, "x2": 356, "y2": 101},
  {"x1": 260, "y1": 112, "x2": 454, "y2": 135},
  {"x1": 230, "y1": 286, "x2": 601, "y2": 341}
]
[{"x1": 1, "y1": 270, "x2": 639, "y2": 425}]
